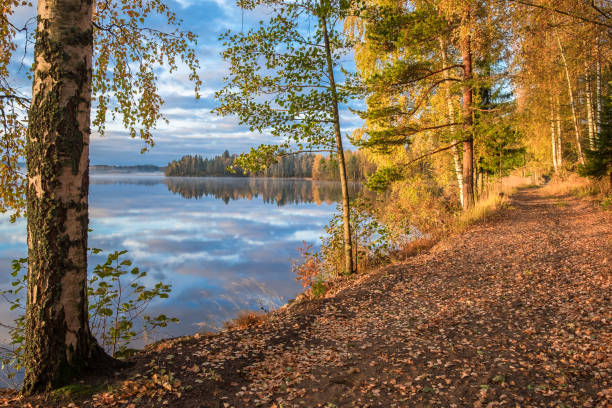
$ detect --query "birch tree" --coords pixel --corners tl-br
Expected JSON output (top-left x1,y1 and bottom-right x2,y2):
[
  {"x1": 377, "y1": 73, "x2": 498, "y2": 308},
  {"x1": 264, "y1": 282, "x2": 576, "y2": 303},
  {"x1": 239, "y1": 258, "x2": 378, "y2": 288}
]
[
  {"x1": 215, "y1": 0, "x2": 358, "y2": 274},
  {"x1": 0, "y1": 0, "x2": 202, "y2": 394}
]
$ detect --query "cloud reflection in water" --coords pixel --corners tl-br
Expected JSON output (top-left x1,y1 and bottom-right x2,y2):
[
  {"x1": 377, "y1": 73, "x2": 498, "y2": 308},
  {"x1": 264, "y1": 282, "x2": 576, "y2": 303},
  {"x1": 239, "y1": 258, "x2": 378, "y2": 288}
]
[{"x1": 0, "y1": 175, "x2": 352, "y2": 346}]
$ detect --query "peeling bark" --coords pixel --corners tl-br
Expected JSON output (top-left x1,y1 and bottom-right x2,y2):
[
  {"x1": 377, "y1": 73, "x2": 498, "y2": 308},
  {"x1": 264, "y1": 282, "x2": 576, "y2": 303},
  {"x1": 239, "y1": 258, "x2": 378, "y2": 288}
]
[{"x1": 23, "y1": 0, "x2": 112, "y2": 394}]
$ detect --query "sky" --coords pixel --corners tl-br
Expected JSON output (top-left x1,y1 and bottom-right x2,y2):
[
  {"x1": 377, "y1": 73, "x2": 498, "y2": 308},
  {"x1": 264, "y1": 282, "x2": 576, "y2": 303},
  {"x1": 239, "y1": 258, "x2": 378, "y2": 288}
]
[
  {"x1": 6, "y1": 0, "x2": 364, "y2": 166},
  {"x1": 91, "y1": 0, "x2": 264, "y2": 165},
  {"x1": 5, "y1": 0, "x2": 363, "y2": 166}
]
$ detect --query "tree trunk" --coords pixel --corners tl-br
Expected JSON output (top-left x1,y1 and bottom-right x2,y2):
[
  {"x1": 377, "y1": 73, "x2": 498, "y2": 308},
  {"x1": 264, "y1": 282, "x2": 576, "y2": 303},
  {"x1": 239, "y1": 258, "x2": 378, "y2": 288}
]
[
  {"x1": 555, "y1": 93, "x2": 563, "y2": 168},
  {"x1": 550, "y1": 97, "x2": 558, "y2": 171},
  {"x1": 585, "y1": 64, "x2": 595, "y2": 150},
  {"x1": 439, "y1": 38, "x2": 464, "y2": 208},
  {"x1": 321, "y1": 15, "x2": 354, "y2": 274},
  {"x1": 555, "y1": 30, "x2": 584, "y2": 164},
  {"x1": 23, "y1": 0, "x2": 111, "y2": 394},
  {"x1": 460, "y1": 11, "x2": 475, "y2": 208},
  {"x1": 499, "y1": 146, "x2": 503, "y2": 179},
  {"x1": 596, "y1": 45, "x2": 602, "y2": 137}
]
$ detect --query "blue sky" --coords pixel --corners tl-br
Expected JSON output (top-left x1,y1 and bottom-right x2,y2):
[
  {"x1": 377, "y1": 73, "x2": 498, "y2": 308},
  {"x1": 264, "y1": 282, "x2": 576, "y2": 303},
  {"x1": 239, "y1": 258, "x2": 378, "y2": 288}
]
[
  {"x1": 7, "y1": 0, "x2": 363, "y2": 166},
  {"x1": 90, "y1": 0, "x2": 363, "y2": 165}
]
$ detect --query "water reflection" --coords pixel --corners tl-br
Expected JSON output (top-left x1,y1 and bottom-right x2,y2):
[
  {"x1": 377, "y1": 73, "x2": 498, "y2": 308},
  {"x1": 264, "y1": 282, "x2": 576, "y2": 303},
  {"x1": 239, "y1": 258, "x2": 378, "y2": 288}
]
[
  {"x1": 164, "y1": 177, "x2": 362, "y2": 206},
  {"x1": 0, "y1": 175, "x2": 347, "y2": 351}
]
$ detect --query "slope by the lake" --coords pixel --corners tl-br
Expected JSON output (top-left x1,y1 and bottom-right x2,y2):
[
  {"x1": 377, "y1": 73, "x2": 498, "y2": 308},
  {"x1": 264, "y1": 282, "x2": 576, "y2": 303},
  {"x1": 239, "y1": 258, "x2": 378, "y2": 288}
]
[{"x1": 2, "y1": 187, "x2": 611, "y2": 407}]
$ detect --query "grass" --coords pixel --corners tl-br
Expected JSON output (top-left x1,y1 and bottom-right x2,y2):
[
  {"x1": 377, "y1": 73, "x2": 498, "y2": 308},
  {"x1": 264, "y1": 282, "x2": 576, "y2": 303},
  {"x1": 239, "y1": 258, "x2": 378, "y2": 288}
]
[
  {"x1": 50, "y1": 383, "x2": 108, "y2": 400},
  {"x1": 541, "y1": 173, "x2": 601, "y2": 197},
  {"x1": 394, "y1": 238, "x2": 437, "y2": 261},
  {"x1": 456, "y1": 174, "x2": 534, "y2": 229},
  {"x1": 541, "y1": 173, "x2": 612, "y2": 209},
  {"x1": 223, "y1": 310, "x2": 267, "y2": 330}
]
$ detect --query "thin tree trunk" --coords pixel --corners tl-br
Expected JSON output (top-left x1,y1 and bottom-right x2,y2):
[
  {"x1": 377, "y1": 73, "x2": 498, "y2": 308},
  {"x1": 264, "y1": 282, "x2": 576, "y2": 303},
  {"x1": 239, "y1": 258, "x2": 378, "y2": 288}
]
[
  {"x1": 585, "y1": 64, "x2": 595, "y2": 149},
  {"x1": 555, "y1": 30, "x2": 584, "y2": 164},
  {"x1": 555, "y1": 93, "x2": 563, "y2": 168},
  {"x1": 321, "y1": 15, "x2": 354, "y2": 274},
  {"x1": 460, "y1": 11, "x2": 475, "y2": 208},
  {"x1": 23, "y1": 0, "x2": 111, "y2": 394},
  {"x1": 596, "y1": 43, "x2": 602, "y2": 137},
  {"x1": 439, "y1": 38, "x2": 464, "y2": 208},
  {"x1": 550, "y1": 97, "x2": 558, "y2": 170}
]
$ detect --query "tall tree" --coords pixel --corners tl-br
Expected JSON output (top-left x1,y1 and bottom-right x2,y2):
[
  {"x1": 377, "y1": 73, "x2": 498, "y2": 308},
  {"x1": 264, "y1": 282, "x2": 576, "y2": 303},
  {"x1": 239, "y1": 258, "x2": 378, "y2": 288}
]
[
  {"x1": 459, "y1": 6, "x2": 475, "y2": 207},
  {"x1": 23, "y1": 0, "x2": 108, "y2": 393},
  {"x1": 11, "y1": 0, "x2": 201, "y2": 393},
  {"x1": 215, "y1": 0, "x2": 358, "y2": 274},
  {"x1": 510, "y1": 0, "x2": 611, "y2": 170}
]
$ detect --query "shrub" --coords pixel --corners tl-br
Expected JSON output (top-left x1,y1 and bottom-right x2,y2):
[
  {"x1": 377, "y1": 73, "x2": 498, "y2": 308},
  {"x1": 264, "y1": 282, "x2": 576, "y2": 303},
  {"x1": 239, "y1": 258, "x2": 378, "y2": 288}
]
[
  {"x1": 320, "y1": 197, "x2": 397, "y2": 276},
  {"x1": 0, "y1": 249, "x2": 178, "y2": 388},
  {"x1": 311, "y1": 280, "x2": 327, "y2": 298},
  {"x1": 291, "y1": 197, "x2": 402, "y2": 296}
]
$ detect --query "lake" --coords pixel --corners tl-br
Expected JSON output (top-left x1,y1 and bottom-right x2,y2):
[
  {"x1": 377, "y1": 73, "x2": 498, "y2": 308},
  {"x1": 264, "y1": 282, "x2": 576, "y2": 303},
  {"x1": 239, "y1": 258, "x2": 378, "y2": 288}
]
[{"x1": 0, "y1": 175, "x2": 359, "y2": 349}]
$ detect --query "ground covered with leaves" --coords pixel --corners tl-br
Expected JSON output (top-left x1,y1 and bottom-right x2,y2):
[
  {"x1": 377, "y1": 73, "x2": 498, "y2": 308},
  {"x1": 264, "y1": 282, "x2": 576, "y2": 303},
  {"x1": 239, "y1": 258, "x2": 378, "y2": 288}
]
[{"x1": 2, "y1": 187, "x2": 611, "y2": 407}]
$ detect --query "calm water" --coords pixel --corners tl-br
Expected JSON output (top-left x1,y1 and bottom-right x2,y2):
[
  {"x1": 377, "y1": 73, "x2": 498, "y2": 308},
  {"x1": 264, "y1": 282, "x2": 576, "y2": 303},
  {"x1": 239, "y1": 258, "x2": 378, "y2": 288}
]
[{"x1": 0, "y1": 175, "x2": 357, "y2": 347}]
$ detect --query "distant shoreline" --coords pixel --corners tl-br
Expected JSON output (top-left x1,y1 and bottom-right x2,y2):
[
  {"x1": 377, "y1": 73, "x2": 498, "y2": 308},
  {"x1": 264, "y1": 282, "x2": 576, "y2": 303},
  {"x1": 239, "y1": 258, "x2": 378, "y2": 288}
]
[{"x1": 90, "y1": 164, "x2": 166, "y2": 174}]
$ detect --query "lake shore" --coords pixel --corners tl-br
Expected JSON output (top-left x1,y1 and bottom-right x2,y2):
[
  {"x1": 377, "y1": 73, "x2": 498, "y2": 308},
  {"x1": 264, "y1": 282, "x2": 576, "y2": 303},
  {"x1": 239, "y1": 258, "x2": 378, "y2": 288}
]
[{"x1": 4, "y1": 186, "x2": 610, "y2": 407}]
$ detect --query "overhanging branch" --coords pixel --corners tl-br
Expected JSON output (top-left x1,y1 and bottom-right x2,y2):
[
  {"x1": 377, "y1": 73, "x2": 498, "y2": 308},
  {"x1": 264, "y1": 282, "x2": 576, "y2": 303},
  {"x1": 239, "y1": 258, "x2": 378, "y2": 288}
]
[
  {"x1": 402, "y1": 139, "x2": 464, "y2": 167},
  {"x1": 504, "y1": 0, "x2": 612, "y2": 29}
]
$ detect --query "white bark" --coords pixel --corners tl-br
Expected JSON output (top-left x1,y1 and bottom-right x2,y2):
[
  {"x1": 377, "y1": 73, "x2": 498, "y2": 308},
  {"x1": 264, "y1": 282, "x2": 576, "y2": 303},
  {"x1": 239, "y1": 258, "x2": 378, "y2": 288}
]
[
  {"x1": 439, "y1": 38, "x2": 464, "y2": 207},
  {"x1": 555, "y1": 93, "x2": 563, "y2": 168},
  {"x1": 596, "y1": 46, "x2": 602, "y2": 137},
  {"x1": 585, "y1": 65, "x2": 595, "y2": 150},
  {"x1": 555, "y1": 30, "x2": 584, "y2": 164}
]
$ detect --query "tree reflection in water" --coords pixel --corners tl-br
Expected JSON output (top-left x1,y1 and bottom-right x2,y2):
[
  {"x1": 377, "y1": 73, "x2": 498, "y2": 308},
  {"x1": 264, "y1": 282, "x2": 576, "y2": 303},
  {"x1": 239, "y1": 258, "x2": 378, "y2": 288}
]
[{"x1": 164, "y1": 177, "x2": 363, "y2": 206}]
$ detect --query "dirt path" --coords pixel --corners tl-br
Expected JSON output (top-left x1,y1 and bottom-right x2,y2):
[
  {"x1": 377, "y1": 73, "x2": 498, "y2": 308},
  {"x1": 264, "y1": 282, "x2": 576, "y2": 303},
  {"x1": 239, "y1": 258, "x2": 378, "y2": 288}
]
[{"x1": 4, "y1": 188, "x2": 611, "y2": 407}]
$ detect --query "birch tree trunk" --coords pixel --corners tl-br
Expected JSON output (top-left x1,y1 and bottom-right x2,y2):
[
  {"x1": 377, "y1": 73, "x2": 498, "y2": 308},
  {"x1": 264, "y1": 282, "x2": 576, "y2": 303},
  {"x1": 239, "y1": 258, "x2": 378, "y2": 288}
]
[
  {"x1": 555, "y1": 30, "x2": 584, "y2": 164},
  {"x1": 596, "y1": 45, "x2": 602, "y2": 137},
  {"x1": 460, "y1": 11, "x2": 475, "y2": 208},
  {"x1": 321, "y1": 15, "x2": 354, "y2": 274},
  {"x1": 23, "y1": 0, "x2": 111, "y2": 394},
  {"x1": 550, "y1": 97, "x2": 558, "y2": 171},
  {"x1": 585, "y1": 65, "x2": 595, "y2": 149},
  {"x1": 555, "y1": 93, "x2": 563, "y2": 168},
  {"x1": 439, "y1": 38, "x2": 464, "y2": 208}
]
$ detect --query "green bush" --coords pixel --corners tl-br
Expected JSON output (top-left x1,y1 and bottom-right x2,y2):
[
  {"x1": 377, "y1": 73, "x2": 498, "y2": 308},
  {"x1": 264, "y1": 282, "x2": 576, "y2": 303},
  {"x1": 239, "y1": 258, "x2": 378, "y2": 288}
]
[
  {"x1": 292, "y1": 196, "x2": 402, "y2": 295},
  {"x1": 311, "y1": 280, "x2": 327, "y2": 299},
  {"x1": 320, "y1": 197, "x2": 397, "y2": 276},
  {"x1": 0, "y1": 249, "x2": 178, "y2": 387}
]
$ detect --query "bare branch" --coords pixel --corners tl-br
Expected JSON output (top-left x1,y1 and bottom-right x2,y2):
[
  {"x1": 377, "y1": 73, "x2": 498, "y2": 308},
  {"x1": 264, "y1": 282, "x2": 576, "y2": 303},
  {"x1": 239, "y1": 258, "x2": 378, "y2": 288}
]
[
  {"x1": 591, "y1": 0, "x2": 612, "y2": 19},
  {"x1": 401, "y1": 139, "x2": 465, "y2": 167},
  {"x1": 504, "y1": 0, "x2": 612, "y2": 29}
]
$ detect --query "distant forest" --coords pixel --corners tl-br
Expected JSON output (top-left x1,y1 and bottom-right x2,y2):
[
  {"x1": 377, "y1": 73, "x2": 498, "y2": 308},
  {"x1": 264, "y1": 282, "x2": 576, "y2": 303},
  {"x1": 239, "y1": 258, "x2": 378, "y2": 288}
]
[
  {"x1": 164, "y1": 150, "x2": 375, "y2": 181},
  {"x1": 91, "y1": 165, "x2": 164, "y2": 173}
]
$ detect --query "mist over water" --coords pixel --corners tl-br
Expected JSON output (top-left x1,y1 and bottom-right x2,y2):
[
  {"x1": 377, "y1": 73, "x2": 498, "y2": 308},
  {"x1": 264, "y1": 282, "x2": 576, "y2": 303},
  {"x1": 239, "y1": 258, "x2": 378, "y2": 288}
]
[{"x1": 0, "y1": 175, "x2": 355, "y2": 349}]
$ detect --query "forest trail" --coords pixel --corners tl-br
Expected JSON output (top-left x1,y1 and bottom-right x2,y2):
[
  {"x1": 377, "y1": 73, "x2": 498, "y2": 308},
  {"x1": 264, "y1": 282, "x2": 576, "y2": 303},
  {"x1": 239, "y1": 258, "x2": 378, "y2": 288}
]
[{"x1": 5, "y1": 187, "x2": 611, "y2": 407}]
